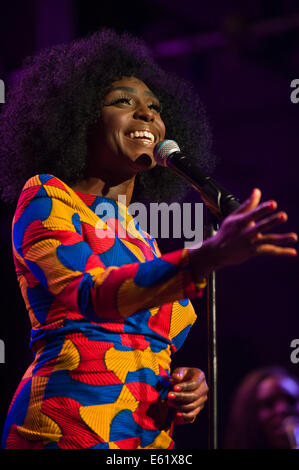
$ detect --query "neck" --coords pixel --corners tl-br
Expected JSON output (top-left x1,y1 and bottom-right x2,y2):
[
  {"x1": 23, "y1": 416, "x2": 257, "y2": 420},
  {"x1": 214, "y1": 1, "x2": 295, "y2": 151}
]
[{"x1": 71, "y1": 175, "x2": 136, "y2": 206}]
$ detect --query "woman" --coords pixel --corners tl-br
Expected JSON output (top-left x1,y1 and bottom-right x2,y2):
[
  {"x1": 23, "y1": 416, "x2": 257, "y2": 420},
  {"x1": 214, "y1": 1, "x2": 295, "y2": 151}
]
[
  {"x1": 225, "y1": 367, "x2": 299, "y2": 449},
  {"x1": 0, "y1": 30, "x2": 297, "y2": 449}
]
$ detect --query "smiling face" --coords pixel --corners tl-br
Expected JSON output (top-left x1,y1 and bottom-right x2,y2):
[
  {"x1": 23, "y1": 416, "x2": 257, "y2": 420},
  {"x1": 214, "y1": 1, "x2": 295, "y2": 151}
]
[
  {"x1": 256, "y1": 375, "x2": 299, "y2": 448},
  {"x1": 86, "y1": 76, "x2": 166, "y2": 181}
]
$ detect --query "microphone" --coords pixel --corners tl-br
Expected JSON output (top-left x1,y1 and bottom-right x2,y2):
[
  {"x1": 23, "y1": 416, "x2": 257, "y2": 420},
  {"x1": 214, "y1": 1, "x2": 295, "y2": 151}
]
[{"x1": 154, "y1": 139, "x2": 240, "y2": 220}]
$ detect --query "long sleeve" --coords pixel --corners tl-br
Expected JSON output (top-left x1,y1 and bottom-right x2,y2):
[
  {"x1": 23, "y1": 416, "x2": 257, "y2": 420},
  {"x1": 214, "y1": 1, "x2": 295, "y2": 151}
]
[{"x1": 12, "y1": 174, "x2": 206, "y2": 322}]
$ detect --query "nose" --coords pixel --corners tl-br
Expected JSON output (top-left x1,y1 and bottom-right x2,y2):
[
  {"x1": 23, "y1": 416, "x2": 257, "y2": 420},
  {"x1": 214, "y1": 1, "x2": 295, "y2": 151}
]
[{"x1": 133, "y1": 103, "x2": 155, "y2": 122}]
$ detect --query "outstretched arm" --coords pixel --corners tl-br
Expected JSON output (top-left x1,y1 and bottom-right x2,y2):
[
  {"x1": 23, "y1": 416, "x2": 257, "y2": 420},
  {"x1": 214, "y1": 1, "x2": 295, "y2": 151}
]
[{"x1": 188, "y1": 188, "x2": 297, "y2": 282}]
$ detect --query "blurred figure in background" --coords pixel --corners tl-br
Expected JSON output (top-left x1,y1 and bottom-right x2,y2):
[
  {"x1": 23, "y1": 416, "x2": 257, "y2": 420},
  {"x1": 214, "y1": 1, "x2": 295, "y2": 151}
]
[{"x1": 225, "y1": 366, "x2": 299, "y2": 449}]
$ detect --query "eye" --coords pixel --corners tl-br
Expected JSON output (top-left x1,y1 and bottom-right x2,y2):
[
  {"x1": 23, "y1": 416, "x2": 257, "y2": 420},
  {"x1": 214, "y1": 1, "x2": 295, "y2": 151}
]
[
  {"x1": 106, "y1": 95, "x2": 132, "y2": 106},
  {"x1": 115, "y1": 98, "x2": 130, "y2": 104},
  {"x1": 149, "y1": 102, "x2": 162, "y2": 113}
]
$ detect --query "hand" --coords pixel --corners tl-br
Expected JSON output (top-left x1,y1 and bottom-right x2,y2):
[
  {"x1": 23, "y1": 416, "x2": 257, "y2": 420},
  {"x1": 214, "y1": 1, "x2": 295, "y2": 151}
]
[
  {"x1": 167, "y1": 367, "x2": 209, "y2": 425},
  {"x1": 190, "y1": 188, "x2": 298, "y2": 278}
]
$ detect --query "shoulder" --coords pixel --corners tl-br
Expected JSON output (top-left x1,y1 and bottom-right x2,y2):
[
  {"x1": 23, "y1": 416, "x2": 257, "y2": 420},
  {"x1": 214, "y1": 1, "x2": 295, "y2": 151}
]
[
  {"x1": 22, "y1": 174, "x2": 73, "y2": 197},
  {"x1": 15, "y1": 174, "x2": 78, "y2": 217},
  {"x1": 19, "y1": 173, "x2": 79, "y2": 203},
  {"x1": 12, "y1": 175, "x2": 84, "y2": 253}
]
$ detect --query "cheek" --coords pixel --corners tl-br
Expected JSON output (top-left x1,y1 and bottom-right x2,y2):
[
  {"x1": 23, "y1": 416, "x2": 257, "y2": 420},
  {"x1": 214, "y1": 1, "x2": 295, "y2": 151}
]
[
  {"x1": 97, "y1": 118, "x2": 123, "y2": 153},
  {"x1": 101, "y1": 116, "x2": 118, "y2": 138},
  {"x1": 159, "y1": 120, "x2": 166, "y2": 140},
  {"x1": 100, "y1": 109, "x2": 126, "y2": 137}
]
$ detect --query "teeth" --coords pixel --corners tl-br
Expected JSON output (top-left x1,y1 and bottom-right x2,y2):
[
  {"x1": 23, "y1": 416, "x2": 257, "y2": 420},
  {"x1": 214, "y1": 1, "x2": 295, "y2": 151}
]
[{"x1": 128, "y1": 130, "x2": 155, "y2": 142}]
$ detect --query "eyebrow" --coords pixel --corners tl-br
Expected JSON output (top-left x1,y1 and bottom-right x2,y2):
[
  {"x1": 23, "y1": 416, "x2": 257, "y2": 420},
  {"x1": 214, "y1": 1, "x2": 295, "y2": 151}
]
[{"x1": 109, "y1": 86, "x2": 159, "y2": 100}]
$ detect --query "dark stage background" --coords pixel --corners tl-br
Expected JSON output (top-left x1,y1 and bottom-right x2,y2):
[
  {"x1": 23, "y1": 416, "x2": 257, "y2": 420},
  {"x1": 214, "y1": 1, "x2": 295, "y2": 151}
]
[{"x1": 0, "y1": 0, "x2": 298, "y2": 449}]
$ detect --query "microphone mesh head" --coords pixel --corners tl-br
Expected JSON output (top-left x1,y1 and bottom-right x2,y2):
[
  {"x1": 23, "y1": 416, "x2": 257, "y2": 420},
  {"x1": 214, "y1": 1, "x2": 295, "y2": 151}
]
[{"x1": 154, "y1": 140, "x2": 181, "y2": 167}]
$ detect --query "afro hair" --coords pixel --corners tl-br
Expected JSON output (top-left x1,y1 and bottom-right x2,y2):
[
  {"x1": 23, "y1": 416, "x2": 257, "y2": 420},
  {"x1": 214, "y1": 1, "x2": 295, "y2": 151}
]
[{"x1": 0, "y1": 28, "x2": 214, "y2": 207}]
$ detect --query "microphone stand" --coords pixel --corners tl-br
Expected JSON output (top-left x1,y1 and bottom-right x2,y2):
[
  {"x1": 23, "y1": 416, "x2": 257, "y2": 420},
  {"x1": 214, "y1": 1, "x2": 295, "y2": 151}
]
[
  {"x1": 198, "y1": 189, "x2": 239, "y2": 450},
  {"x1": 154, "y1": 144, "x2": 240, "y2": 449},
  {"x1": 204, "y1": 210, "x2": 219, "y2": 450}
]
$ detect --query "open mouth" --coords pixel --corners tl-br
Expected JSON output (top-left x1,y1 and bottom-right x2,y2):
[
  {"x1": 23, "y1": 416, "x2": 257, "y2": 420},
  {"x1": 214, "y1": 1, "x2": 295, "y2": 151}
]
[{"x1": 125, "y1": 130, "x2": 155, "y2": 146}]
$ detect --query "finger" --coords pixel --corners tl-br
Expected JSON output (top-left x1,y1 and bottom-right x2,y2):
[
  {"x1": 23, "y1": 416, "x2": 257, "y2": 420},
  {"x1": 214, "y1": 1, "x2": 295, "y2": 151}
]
[
  {"x1": 247, "y1": 211, "x2": 288, "y2": 236},
  {"x1": 254, "y1": 232, "x2": 298, "y2": 246},
  {"x1": 168, "y1": 391, "x2": 198, "y2": 406},
  {"x1": 170, "y1": 394, "x2": 208, "y2": 412},
  {"x1": 172, "y1": 372, "x2": 206, "y2": 393},
  {"x1": 170, "y1": 367, "x2": 187, "y2": 385},
  {"x1": 237, "y1": 200, "x2": 277, "y2": 228},
  {"x1": 176, "y1": 405, "x2": 205, "y2": 422},
  {"x1": 254, "y1": 245, "x2": 297, "y2": 257},
  {"x1": 168, "y1": 383, "x2": 209, "y2": 405},
  {"x1": 232, "y1": 188, "x2": 261, "y2": 215}
]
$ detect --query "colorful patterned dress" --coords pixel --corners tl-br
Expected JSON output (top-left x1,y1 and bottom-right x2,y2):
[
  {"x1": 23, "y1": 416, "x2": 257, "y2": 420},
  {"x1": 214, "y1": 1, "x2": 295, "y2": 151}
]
[{"x1": 2, "y1": 174, "x2": 206, "y2": 449}]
